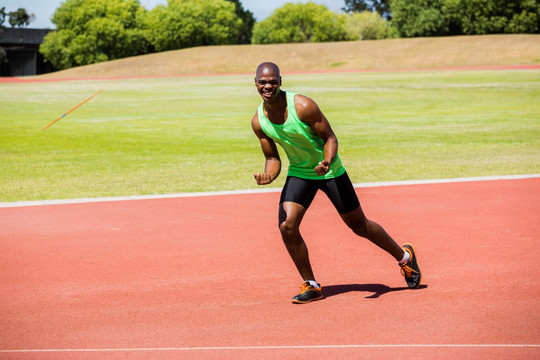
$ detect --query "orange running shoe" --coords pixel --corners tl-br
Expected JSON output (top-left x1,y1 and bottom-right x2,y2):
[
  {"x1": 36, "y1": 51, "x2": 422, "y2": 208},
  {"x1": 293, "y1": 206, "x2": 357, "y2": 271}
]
[
  {"x1": 400, "y1": 243, "x2": 421, "y2": 289},
  {"x1": 291, "y1": 281, "x2": 323, "y2": 304}
]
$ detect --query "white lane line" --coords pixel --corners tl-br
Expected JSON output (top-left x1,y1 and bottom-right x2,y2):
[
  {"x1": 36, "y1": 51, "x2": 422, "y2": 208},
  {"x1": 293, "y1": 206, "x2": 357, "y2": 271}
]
[
  {"x1": 1, "y1": 174, "x2": 538, "y2": 208},
  {"x1": 1, "y1": 344, "x2": 539, "y2": 353}
]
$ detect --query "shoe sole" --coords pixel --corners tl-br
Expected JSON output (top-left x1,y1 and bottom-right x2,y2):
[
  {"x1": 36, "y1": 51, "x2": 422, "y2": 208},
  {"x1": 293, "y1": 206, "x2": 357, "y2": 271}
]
[
  {"x1": 403, "y1": 243, "x2": 422, "y2": 289},
  {"x1": 291, "y1": 294, "x2": 323, "y2": 304}
]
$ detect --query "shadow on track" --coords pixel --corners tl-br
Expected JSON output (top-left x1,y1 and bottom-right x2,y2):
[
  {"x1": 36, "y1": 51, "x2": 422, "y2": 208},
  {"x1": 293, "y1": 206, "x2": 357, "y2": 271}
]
[{"x1": 323, "y1": 283, "x2": 428, "y2": 299}]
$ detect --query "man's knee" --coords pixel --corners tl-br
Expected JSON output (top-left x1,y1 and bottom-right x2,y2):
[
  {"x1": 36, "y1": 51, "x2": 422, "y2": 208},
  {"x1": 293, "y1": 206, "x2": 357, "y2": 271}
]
[
  {"x1": 278, "y1": 202, "x2": 305, "y2": 244},
  {"x1": 279, "y1": 218, "x2": 298, "y2": 238},
  {"x1": 346, "y1": 217, "x2": 369, "y2": 237},
  {"x1": 341, "y1": 208, "x2": 370, "y2": 237}
]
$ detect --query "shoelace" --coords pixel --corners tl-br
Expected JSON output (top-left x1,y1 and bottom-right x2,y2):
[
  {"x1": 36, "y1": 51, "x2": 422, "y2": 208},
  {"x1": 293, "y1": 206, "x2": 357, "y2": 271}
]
[
  {"x1": 299, "y1": 282, "x2": 319, "y2": 293},
  {"x1": 400, "y1": 264, "x2": 418, "y2": 277}
]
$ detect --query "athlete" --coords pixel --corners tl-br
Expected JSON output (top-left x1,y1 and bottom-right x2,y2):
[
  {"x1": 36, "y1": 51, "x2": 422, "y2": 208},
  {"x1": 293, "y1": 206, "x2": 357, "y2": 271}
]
[{"x1": 251, "y1": 62, "x2": 421, "y2": 304}]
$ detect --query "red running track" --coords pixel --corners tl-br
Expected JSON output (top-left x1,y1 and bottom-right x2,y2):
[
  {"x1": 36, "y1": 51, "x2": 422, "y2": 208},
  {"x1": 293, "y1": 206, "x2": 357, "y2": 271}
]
[{"x1": 1, "y1": 178, "x2": 539, "y2": 359}]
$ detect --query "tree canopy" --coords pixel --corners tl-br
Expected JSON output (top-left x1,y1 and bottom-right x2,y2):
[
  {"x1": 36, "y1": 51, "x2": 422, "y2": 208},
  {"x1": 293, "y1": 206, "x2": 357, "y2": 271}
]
[
  {"x1": 38, "y1": 0, "x2": 539, "y2": 71},
  {"x1": 343, "y1": 0, "x2": 392, "y2": 19},
  {"x1": 145, "y1": 0, "x2": 243, "y2": 52},
  {"x1": 40, "y1": 0, "x2": 148, "y2": 70},
  {"x1": 390, "y1": 0, "x2": 539, "y2": 37},
  {"x1": 346, "y1": 11, "x2": 388, "y2": 40},
  {"x1": 443, "y1": 0, "x2": 539, "y2": 35},
  {"x1": 390, "y1": 0, "x2": 448, "y2": 37},
  {"x1": 0, "y1": 7, "x2": 6, "y2": 29},
  {"x1": 40, "y1": 0, "x2": 250, "y2": 68},
  {"x1": 225, "y1": 0, "x2": 255, "y2": 44},
  {"x1": 0, "y1": 7, "x2": 34, "y2": 28},
  {"x1": 252, "y1": 2, "x2": 348, "y2": 44},
  {"x1": 8, "y1": 8, "x2": 34, "y2": 28}
]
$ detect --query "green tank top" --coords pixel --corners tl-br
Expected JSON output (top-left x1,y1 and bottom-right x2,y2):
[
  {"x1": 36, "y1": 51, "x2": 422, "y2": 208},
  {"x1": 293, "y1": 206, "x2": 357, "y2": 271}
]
[{"x1": 257, "y1": 91, "x2": 345, "y2": 180}]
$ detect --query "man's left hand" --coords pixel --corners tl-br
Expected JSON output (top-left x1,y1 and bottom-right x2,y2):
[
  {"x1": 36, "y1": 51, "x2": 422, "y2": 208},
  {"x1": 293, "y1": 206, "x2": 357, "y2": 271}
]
[{"x1": 314, "y1": 161, "x2": 330, "y2": 175}]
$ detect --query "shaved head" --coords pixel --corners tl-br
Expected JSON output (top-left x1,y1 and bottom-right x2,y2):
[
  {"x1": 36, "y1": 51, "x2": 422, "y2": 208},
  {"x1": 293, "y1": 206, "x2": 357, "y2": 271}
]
[
  {"x1": 254, "y1": 62, "x2": 283, "y2": 103},
  {"x1": 255, "y1": 62, "x2": 280, "y2": 79}
]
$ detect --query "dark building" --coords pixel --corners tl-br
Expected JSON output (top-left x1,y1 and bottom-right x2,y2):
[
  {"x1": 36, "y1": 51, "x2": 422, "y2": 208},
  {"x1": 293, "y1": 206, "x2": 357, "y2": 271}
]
[{"x1": 0, "y1": 28, "x2": 56, "y2": 77}]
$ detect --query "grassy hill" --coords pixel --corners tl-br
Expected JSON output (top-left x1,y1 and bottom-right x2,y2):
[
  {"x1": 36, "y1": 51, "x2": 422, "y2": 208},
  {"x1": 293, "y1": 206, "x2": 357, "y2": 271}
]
[{"x1": 38, "y1": 34, "x2": 540, "y2": 79}]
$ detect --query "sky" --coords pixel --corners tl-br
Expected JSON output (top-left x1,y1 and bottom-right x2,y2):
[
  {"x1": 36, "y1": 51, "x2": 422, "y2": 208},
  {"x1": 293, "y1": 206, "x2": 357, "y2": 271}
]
[{"x1": 1, "y1": 0, "x2": 346, "y2": 29}]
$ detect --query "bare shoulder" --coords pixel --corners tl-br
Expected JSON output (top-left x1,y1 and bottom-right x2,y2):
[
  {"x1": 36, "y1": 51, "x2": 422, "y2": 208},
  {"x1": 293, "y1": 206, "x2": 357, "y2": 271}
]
[{"x1": 293, "y1": 94, "x2": 322, "y2": 123}]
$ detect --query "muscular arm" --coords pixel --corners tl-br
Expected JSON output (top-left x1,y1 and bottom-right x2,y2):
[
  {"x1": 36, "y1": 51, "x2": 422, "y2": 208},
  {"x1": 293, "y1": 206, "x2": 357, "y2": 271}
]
[
  {"x1": 294, "y1": 95, "x2": 338, "y2": 175},
  {"x1": 251, "y1": 112, "x2": 281, "y2": 185}
]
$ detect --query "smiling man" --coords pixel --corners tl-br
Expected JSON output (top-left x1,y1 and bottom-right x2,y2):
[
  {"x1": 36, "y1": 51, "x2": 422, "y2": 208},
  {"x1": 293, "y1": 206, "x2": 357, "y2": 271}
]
[{"x1": 251, "y1": 62, "x2": 422, "y2": 304}]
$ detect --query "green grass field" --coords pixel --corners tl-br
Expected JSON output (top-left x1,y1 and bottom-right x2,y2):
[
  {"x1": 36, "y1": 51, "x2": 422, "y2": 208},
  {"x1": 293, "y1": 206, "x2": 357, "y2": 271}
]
[{"x1": 1, "y1": 69, "x2": 539, "y2": 202}]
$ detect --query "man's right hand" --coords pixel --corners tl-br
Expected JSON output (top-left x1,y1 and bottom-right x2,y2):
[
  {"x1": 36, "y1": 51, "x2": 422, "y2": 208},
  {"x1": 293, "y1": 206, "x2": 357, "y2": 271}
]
[{"x1": 254, "y1": 172, "x2": 274, "y2": 185}]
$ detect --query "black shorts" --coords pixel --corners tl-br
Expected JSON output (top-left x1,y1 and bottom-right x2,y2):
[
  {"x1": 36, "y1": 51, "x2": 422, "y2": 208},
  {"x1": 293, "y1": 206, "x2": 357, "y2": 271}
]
[{"x1": 279, "y1": 172, "x2": 360, "y2": 214}]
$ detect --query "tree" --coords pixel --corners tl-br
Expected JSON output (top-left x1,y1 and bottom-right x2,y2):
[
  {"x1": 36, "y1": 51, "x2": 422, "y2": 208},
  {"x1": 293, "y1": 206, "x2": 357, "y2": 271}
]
[
  {"x1": 390, "y1": 0, "x2": 539, "y2": 37},
  {"x1": 0, "y1": 7, "x2": 7, "y2": 28},
  {"x1": 443, "y1": 0, "x2": 539, "y2": 35},
  {"x1": 145, "y1": 0, "x2": 243, "y2": 51},
  {"x1": 8, "y1": 8, "x2": 34, "y2": 28},
  {"x1": 390, "y1": 0, "x2": 449, "y2": 37},
  {"x1": 0, "y1": 8, "x2": 7, "y2": 66},
  {"x1": 343, "y1": 0, "x2": 392, "y2": 19},
  {"x1": 225, "y1": 0, "x2": 255, "y2": 44},
  {"x1": 345, "y1": 11, "x2": 388, "y2": 40},
  {"x1": 40, "y1": 0, "x2": 148, "y2": 70},
  {"x1": 252, "y1": 2, "x2": 348, "y2": 44}
]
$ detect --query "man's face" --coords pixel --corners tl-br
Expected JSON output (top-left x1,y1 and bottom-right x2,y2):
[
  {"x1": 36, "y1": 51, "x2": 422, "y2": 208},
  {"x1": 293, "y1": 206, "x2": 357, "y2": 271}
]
[{"x1": 255, "y1": 68, "x2": 281, "y2": 103}]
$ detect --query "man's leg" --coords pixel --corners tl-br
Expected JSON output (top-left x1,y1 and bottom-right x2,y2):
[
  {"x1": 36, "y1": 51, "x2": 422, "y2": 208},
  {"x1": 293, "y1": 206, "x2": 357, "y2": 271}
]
[
  {"x1": 341, "y1": 207, "x2": 421, "y2": 289},
  {"x1": 279, "y1": 201, "x2": 324, "y2": 303},
  {"x1": 278, "y1": 201, "x2": 315, "y2": 280},
  {"x1": 278, "y1": 176, "x2": 324, "y2": 303},
  {"x1": 322, "y1": 173, "x2": 405, "y2": 260},
  {"x1": 340, "y1": 206, "x2": 404, "y2": 261}
]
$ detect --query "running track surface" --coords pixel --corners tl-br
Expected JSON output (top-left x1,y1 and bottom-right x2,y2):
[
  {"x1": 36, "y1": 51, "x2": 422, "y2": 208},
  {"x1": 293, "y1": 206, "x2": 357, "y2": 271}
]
[{"x1": 1, "y1": 178, "x2": 539, "y2": 359}]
